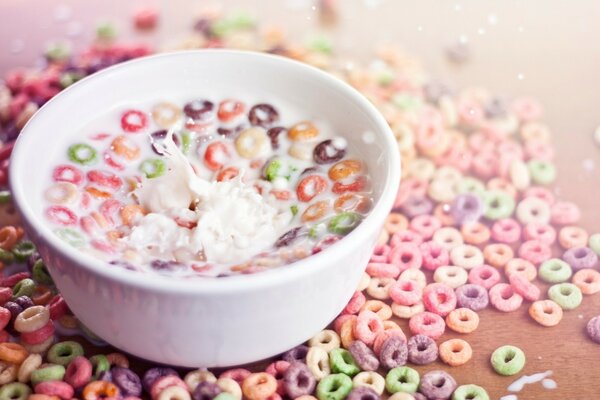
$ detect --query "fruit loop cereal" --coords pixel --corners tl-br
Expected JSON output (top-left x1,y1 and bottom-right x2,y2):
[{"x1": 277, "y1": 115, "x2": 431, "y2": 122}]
[
  {"x1": 42, "y1": 98, "x2": 372, "y2": 277},
  {"x1": 0, "y1": 6, "x2": 598, "y2": 400}
]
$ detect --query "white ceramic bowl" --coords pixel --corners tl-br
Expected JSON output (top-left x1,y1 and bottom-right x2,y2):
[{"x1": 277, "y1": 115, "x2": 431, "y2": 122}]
[{"x1": 10, "y1": 50, "x2": 400, "y2": 367}]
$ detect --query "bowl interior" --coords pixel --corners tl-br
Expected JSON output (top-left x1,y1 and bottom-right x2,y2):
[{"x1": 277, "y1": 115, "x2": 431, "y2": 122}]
[{"x1": 10, "y1": 50, "x2": 400, "y2": 289}]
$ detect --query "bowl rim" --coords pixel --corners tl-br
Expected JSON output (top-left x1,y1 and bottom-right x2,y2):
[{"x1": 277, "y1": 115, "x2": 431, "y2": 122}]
[{"x1": 10, "y1": 49, "x2": 400, "y2": 294}]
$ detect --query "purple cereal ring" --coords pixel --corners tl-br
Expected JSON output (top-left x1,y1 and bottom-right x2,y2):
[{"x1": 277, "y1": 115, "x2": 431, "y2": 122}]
[
  {"x1": 468, "y1": 265, "x2": 501, "y2": 290},
  {"x1": 379, "y1": 335, "x2": 408, "y2": 370},
  {"x1": 142, "y1": 367, "x2": 178, "y2": 393},
  {"x1": 192, "y1": 381, "x2": 222, "y2": 400},
  {"x1": 587, "y1": 316, "x2": 600, "y2": 344},
  {"x1": 347, "y1": 386, "x2": 379, "y2": 400},
  {"x1": 407, "y1": 334, "x2": 438, "y2": 365},
  {"x1": 455, "y1": 284, "x2": 489, "y2": 311},
  {"x1": 489, "y1": 283, "x2": 523, "y2": 312},
  {"x1": 281, "y1": 345, "x2": 309, "y2": 363},
  {"x1": 400, "y1": 195, "x2": 434, "y2": 219},
  {"x1": 419, "y1": 370, "x2": 457, "y2": 400},
  {"x1": 419, "y1": 241, "x2": 450, "y2": 271},
  {"x1": 563, "y1": 247, "x2": 598, "y2": 271},
  {"x1": 348, "y1": 341, "x2": 380, "y2": 371},
  {"x1": 388, "y1": 243, "x2": 423, "y2": 271},
  {"x1": 112, "y1": 367, "x2": 142, "y2": 397},
  {"x1": 283, "y1": 362, "x2": 316, "y2": 398},
  {"x1": 450, "y1": 193, "x2": 484, "y2": 226}
]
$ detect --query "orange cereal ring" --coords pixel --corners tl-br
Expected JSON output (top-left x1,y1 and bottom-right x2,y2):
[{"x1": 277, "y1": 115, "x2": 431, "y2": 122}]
[
  {"x1": 241, "y1": 372, "x2": 277, "y2": 400},
  {"x1": 0, "y1": 342, "x2": 28, "y2": 364},
  {"x1": 15, "y1": 227, "x2": 25, "y2": 241},
  {"x1": 106, "y1": 352, "x2": 129, "y2": 368},
  {"x1": 328, "y1": 160, "x2": 363, "y2": 181},
  {"x1": 32, "y1": 285, "x2": 54, "y2": 306},
  {"x1": 339, "y1": 317, "x2": 357, "y2": 349},
  {"x1": 572, "y1": 269, "x2": 600, "y2": 295},
  {"x1": 384, "y1": 213, "x2": 408, "y2": 234},
  {"x1": 439, "y1": 339, "x2": 472, "y2": 366},
  {"x1": 460, "y1": 222, "x2": 490, "y2": 245},
  {"x1": 82, "y1": 381, "x2": 120, "y2": 400},
  {"x1": 334, "y1": 193, "x2": 372, "y2": 213},
  {"x1": 529, "y1": 299, "x2": 563, "y2": 327},
  {"x1": 85, "y1": 187, "x2": 112, "y2": 199},
  {"x1": 120, "y1": 204, "x2": 146, "y2": 226},
  {"x1": 151, "y1": 102, "x2": 182, "y2": 128},
  {"x1": 287, "y1": 121, "x2": 319, "y2": 141},
  {"x1": 110, "y1": 136, "x2": 141, "y2": 161},
  {"x1": 483, "y1": 243, "x2": 514, "y2": 268},
  {"x1": 301, "y1": 200, "x2": 330, "y2": 223},
  {"x1": 361, "y1": 300, "x2": 393, "y2": 321},
  {"x1": 558, "y1": 226, "x2": 588, "y2": 249},
  {"x1": 445, "y1": 308, "x2": 479, "y2": 334},
  {"x1": 0, "y1": 226, "x2": 18, "y2": 251}
]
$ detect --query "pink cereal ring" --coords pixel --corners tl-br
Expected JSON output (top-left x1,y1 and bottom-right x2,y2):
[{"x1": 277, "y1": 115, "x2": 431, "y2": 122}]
[
  {"x1": 48, "y1": 295, "x2": 69, "y2": 320},
  {"x1": 551, "y1": 201, "x2": 581, "y2": 226},
  {"x1": 388, "y1": 243, "x2": 423, "y2": 271},
  {"x1": 343, "y1": 291, "x2": 366, "y2": 315},
  {"x1": 489, "y1": 283, "x2": 523, "y2": 312},
  {"x1": 523, "y1": 222, "x2": 556, "y2": 245},
  {"x1": 390, "y1": 230, "x2": 423, "y2": 248},
  {"x1": 265, "y1": 360, "x2": 289, "y2": 396},
  {"x1": 99, "y1": 199, "x2": 122, "y2": 226},
  {"x1": 373, "y1": 329, "x2": 406, "y2": 356},
  {"x1": 220, "y1": 368, "x2": 251, "y2": 385},
  {"x1": 468, "y1": 265, "x2": 501, "y2": 290},
  {"x1": 394, "y1": 178, "x2": 428, "y2": 208},
  {"x1": 353, "y1": 310, "x2": 384, "y2": 346},
  {"x1": 333, "y1": 314, "x2": 356, "y2": 335},
  {"x1": 518, "y1": 240, "x2": 552, "y2": 265},
  {"x1": 87, "y1": 170, "x2": 123, "y2": 191},
  {"x1": 370, "y1": 245, "x2": 391, "y2": 263},
  {"x1": 509, "y1": 273, "x2": 540, "y2": 302},
  {"x1": 46, "y1": 206, "x2": 77, "y2": 226},
  {"x1": 491, "y1": 218, "x2": 521, "y2": 244},
  {"x1": 365, "y1": 263, "x2": 400, "y2": 279},
  {"x1": 65, "y1": 356, "x2": 93, "y2": 389},
  {"x1": 422, "y1": 283, "x2": 457, "y2": 316},
  {"x1": 389, "y1": 279, "x2": 423, "y2": 306},
  {"x1": 121, "y1": 109, "x2": 148, "y2": 133},
  {"x1": 20, "y1": 320, "x2": 55, "y2": 345},
  {"x1": 53, "y1": 165, "x2": 84, "y2": 185},
  {"x1": 35, "y1": 381, "x2": 74, "y2": 400},
  {"x1": 150, "y1": 376, "x2": 186, "y2": 400},
  {"x1": 419, "y1": 241, "x2": 450, "y2": 271},
  {"x1": 0, "y1": 308, "x2": 10, "y2": 331},
  {"x1": 409, "y1": 215, "x2": 442, "y2": 240},
  {"x1": 523, "y1": 186, "x2": 555, "y2": 205},
  {"x1": 408, "y1": 312, "x2": 445, "y2": 340}
]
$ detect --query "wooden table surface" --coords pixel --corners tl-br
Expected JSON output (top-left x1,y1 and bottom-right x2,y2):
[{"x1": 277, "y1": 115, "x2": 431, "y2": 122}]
[{"x1": 2, "y1": 1, "x2": 600, "y2": 399}]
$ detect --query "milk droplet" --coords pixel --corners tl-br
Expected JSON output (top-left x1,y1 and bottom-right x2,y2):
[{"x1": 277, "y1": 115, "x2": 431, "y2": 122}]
[
  {"x1": 542, "y1": 379, "x2": 557, "y2": 390},
  {"x1": 508, "y1": 370, "x2": 553, "y2": 392},
  {"x1": 500, "y1": 395, "x2": 518, "y2": 400}
]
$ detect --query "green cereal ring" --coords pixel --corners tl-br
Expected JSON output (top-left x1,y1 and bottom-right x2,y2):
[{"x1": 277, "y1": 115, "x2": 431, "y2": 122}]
[
  {"x1": 44, "y1": 42, "x2": 71, "y2": 62},
  {"x1": 12, "y1": 240, "x2": 36, "y2": 262},
  {"x1": 307, "y1": 35, "x2": 334, "y2": 54},
  {"x1": 181, "y1": 131, "x2": 192, "y2": 154},
  {"x1": 59, "y1": 72, "x2": 83, "y2": 89},
  {"x1": 329, "y1": 348, "x2": 360, "y2": 377},
  {"x1": 454, "y1": 177, "x2": 486, "y2": 197},
  {"x1": 452, "y1": 384, "x2": 489, "y2": 400},
  {"x1": 385, "y1": 366, "x2": 420, "y2": 394},
  {"x1": 328, "y1": 212, "x2": 362, "y2": 235},
  {"x1": 139, "y1": 159, "x2": 166, "y2": 179},
  {"x1": 12, "y1": 278, "x2": 35, "y2": 298},
  {"x1": 68, "y1": 143, "x2": 98, "y2": 165},
  {"x1": 54, "y1": 228, "x2": 86, "y2": 248},
  {"x1": 483, "y1": 190, "x2": 515, "y2": 220},
  {"x1": 0, "y1": 190, "x2": 11, "y2": 204},
  {"x1": 264, "y1": 159, "x2": 282, "y2": 181},
  {"x1": 589, "y1": 233, "x2": 600, "y2": 256},
  {"x1": 47, "y1": 341, "x2": 85, "y2": 366},
  {"x1": 30, "y1": 364, "x2": 66, "y2": 385},
  {"x1": 213, "y1": 394, "x2": 237, "y2": 400},
  {"x1": 96, "y1": 22, "x2": 117, "y2": 40},
  {"x1": 316, "y1": 373, "x2": 353, "y2": 400},
  {"x1": 490, "y1": 345, "x2": 526, "y2": 376},
  {"x1": 0, "y1": 382, "x2": 31, "y2": 400},
  {"x1": 32, "y1": 260, "x2": 54, "y2": 286},
  {"x1": 538, "y1": 259, "x2": 572, "y2": 283},
  {"x1": 548, "y1": 283, "x2": 582, "y2": 310},
  {"x1": 90, "y1": 354, "x2": 110, "y2": 379},
  {"x1": 527, "y1": 160, "x2": 556, "y2": 185},
  {"x1": 211, "y1": 12, "x2": 255, "y2": 37},
  {"x1": 0, "y1": 248, "x2": 15, "y2": 264}
]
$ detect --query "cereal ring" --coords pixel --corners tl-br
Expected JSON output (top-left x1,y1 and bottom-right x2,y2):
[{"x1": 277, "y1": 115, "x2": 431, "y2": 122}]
[
  {"x1": 366, "y1": 277, "x2": 394, "y2": 300},
  {"x1": 538, "y1": 258, "x2": 572, "y2": 283},
  {"x1": 446, "y1": 308, "x2": 479, "y2": 333},
  {"x1": 203, "y1": 141, "x2": 232, "y2": 171},
  {"x1": 288, "y1": 143, "x2": 314, "y2": 161},
  {"x1": 351, "y1": 372, "x2": 384, "y2": 396},
  {"x1": 282, "y1": 345, "x2": 309, "y2": 364},
  {"x1": 44, "y1": 183, "x2": 79, "y2": 205},
  {"x1": 306, "y1": 347, "x2": 330, "y2": 381},
  {"x1": 419, "y1": 240, "x2": 449, "y2": 271},
  {"x1": 248, "y1": 104, "x2": 279, "y2": 127},
  {"x1": 433, "y1": 266, "x2": 468, "y2": 289},
  {"x1": 586, "y1": 316, "x2": 600, "y2": 344},
  {"x1": 422, "y1": 283, "x2": 457, "y2": 316},
  {"x1": 0, "y1": 382, "x2": 30, "y2": 400},
  {"x1": 120, "y1": 110, "x2": 148, "y2": 133},
  {"x1": 391, "y1": 302, "x2": 424, "y2": 320},
  {"x1": 449, "y1": 193, "x2": 484, "y2": 226},
  {"x1": 332, "y1": 175, "x2": 367, "y2": 195},
  {"x1": 283, "y1": 362, "x2": 315, "y2": 398},
  {"x1": 406, "y1": 334, "x2": 438, "y2": 365},
  {"x1": 301, "y1": 201, "x2": 330, "y2": 223},
  {"x1": 14, "y1": 306, "x2": 49, "y2": 333},
  {"x1": 348, "y1": 341, "x2": 379, "y2": 372},
  {"x1": 450, "y1": 244, "x2": 483, "y2": 270},
  {"x1": 296, "y1": 175, "x2": 328, "y2": 202},
  {"x1": 53, "y1": 165, "x2": 84, "y2": 186},
  {"x1": 361, "y1": 300, "x2": 392, "y2": 321},
  {"x1": 64, "y1": 356, "x2": 92, "y2": 389},
  {"x1": 523, "y1": 222, "x2": 556, "y2": 245},
  {"x1": 548, "y1": 283, "x2": 582, "y2": 310},
  {"x1": 461, "y1": 222, "x2": 490, "y2": 245},
  {"x1": 217, "y1": 99, "x2": 245, "y2": 123},
  {"x1": 409, "y1": 215, "x2": 441, "y2": 240},
  {"x1": 432, "y1": 227, "x2": 463, "y2": 250},
  {"x1": 0, "y1": 227, "x2": 17, "y2": 251},
  {"x1": 34, "y1": 381, "x2": 74, "y2": 399},
  {"x1": 563, "y1": 247, "x2": 598, "y2": 271},
  {"x1": 378, "y1": 336, "x2": 408, "y2": 370},
  {"x1": 490, "y1": 345, "x2": 525, "y2": 376},
  {"x1": 288, "y1": 121, "x2": 319, "y2": 141},
  {"x1": 505, "y1": 258, "x2": 537, "y2": 281},
  {"x1": 529, "y1": 300, "x2": 563, "y2": 327},
  {"x1": 151, "y1": 102, "x2": 181, "y2": 128},
  {"x1": 452, "y1": 384, "x2": 489, "y2": 400},
  {"x1": 313, "y1": 139, "x2": 346, "y2": 165},
  {"x1": 408, "y1": 312, "x2": 445, "y2": 340},
  {"x1": 483, "y1": 243, "x2": 514, "y2": 268},
  {"x1": 489, "y1": 283, "x2": 523, "y2": 312},
  {"x1": 216, "y1": 378, "x2": 242, "y2": 400},
  {"x1": 328, "y1": 160, "x2": 362, "y2": 181},
  {"x1": 385, "y1": 367, "x2": 419, "y2": 394},
  {"x1": 353, "y1": 310, "x2": 383, "y2": 346},
  {"x1": 0, "y1": 342, "x2": 28, "y2": 364},
  {"x1": 17, "y1": 353, "x2": 41, "y2": 383},
  {"x1": 389, "y1": 280, "x2": 422, "y2": 306},
  {"x1": 491, "y1": 218, "x2": 521, "y2": 244},
  {"x1": 372, "y1": 329, "x2": 406, "y2": 357},
  {"x1": 235, "y1": 127, "x2": 269, "y2": 159},
  {"x1": 439, "y1": 339, "x2": 472, "y2": 366},
  {"x1": 385, "y1": 213, "x2": 409, "y2": 235},
  {"x1": 572, "y1": 269, "x2": 600, "y2": 295},
  {"x1": 333, "y1": 193, "x2": 372, "y2": 213},
  {"x1": 482, "y1": 190, "x2": 515, "y2": 220},
  {"x1": 68, "y1": 144, "x2": 98, "y2": 166},
  {"x1": 400, "y1": 196, "x2": 434, "y2": 219},
  {"x1": 419, "y1": 370, "x2": 456, "y2": 400},
  {"x1": 47, "y1": 341, "x2": 84, "y2": 366},
  {"x1": 516, "y1": 196, "x2": 550, "y2": 225},
  {"x1": 82, "y1": 381, "x2": 120, "y2": 400},
  {"x1": 308, "y1": 330, "x2": 340, "y2": 353},
  {"x1": 399, "y1": 269, "x2": 427, "y2": 288},
  {"x1": 455, "y1": 284, "x2": 488, "y2": 311},
  {"x1": 559, "y1": 226, "x2": 589, "y2": 249},
  {"x1": 316, "y1": 374, "x2": 352, "y2": 400}
]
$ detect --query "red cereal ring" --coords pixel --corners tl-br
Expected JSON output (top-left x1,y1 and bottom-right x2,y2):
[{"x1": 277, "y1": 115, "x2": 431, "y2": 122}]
[
  {"x1": 103, "y1": 151, "x2": 125, "y2": 171},
  {"x1": 217, "y1": 99, "x2": 246, "y2": 122},
  {"x1": 296, "y1": 175, "x2": 328, "y2": 202},
  {"x1": 216, "y1": 166, "x2": 240, "y2": 182},
  {"x1": 334, "y1": 193, "x2": 372, "y2": 213},
  {"x1": 332, "y1": 175, "x2": 367, "y2": 195},
  {"x1": 86, "y1": 170, "x2": 123, "y2": 191},
  {"x1": 65, "y1": 356, "x2": 93, "y2": 389},
  {"x1": 203, "y1": 141, "x2": 231, "y2": 171},
  {"x1": 46, "y1": 206, "x2": 77, "y2": 226},
  {"x1": 20, "y1": 320, "x2": 55, "y2": 345},
  {"x1": 422, "y1": 283, "x2": 457, "y2": 316},
  {"x1": 48, "y1": 295, "x2": 69, "y2": 320},
  {"x1": 120, "y1": 109, "x2": 148, "y2": 133},
  {"x1": 53, "y1": 165, "x2": 84, "y2": 185},
  {"x1": 0, "y1": 308, "x2": 10, "y2": 331},
  {"x1": 408, "y1": 311, "x2": 445, "y2": 340}
]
